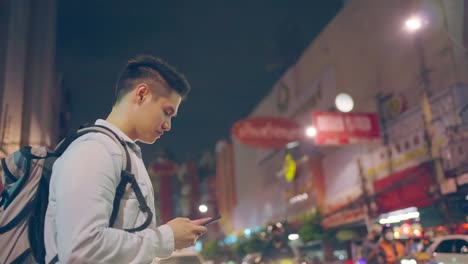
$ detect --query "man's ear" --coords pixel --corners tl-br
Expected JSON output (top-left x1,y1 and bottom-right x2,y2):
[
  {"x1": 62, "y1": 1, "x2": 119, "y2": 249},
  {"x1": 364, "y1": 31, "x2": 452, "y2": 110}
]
[{"x1": 135, "y1": 83, "x2": 150, "y2": 103}]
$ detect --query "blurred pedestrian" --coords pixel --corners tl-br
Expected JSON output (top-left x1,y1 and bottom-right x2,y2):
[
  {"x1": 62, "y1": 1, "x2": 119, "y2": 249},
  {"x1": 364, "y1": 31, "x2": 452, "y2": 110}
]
[
  {"x1": 363, "y1": 224, "x2": 382, "y2": 264},
  {"x1": 374, "y1": 225, "x2": 406, "y2": 264},
  {"x1": 260, "y1": 223, "x2": 295, "y2": 263},
  {"x1": 408, "y1": 237, "x2": 424, "y2": 254}
]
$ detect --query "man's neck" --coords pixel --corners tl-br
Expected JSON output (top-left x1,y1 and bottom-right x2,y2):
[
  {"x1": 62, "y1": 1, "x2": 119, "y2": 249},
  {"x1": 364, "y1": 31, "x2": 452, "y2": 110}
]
[{"x1": 106, "y1": 106, "x2": 136, "y2": 141}]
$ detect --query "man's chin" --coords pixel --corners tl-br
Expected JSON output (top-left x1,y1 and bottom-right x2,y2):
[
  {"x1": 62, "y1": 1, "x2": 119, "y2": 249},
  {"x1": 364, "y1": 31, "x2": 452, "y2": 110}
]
[{"x1": 139, "y1": 137, "x2": 159, "y2": 144}]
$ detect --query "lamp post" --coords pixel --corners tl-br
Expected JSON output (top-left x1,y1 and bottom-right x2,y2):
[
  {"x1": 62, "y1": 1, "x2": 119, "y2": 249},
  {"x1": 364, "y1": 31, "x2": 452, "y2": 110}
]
[{"x1": 404, "y1": 15, "x2": 451, "y2": 223}]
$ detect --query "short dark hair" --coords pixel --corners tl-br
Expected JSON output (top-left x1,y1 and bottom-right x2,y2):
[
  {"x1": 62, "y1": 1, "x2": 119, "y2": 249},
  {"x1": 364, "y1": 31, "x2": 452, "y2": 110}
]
[{"x1": 114, "y1": 55, "x2": 191, "y2": 103}]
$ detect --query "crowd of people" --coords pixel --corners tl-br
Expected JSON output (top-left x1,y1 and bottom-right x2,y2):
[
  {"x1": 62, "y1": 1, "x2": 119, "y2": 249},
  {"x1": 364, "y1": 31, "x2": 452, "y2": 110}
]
[{"x1": 359, "y1": 224, "x2": 433, "y2": 264}]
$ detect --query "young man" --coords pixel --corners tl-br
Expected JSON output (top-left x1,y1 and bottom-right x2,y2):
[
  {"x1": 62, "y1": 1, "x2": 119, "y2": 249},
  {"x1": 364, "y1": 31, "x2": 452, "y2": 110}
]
[{"x1": 44, "y1": 55, "x2": 209, "y2": 263}]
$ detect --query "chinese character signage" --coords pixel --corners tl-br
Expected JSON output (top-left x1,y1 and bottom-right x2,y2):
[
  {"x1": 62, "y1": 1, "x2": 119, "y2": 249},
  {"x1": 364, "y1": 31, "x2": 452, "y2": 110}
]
[
  {"x1": 312, "y1": 111, "x2": 381, "y2": 145},
  {"x1": 231, "y1": 117, "x2": 301, "y2": 149}
]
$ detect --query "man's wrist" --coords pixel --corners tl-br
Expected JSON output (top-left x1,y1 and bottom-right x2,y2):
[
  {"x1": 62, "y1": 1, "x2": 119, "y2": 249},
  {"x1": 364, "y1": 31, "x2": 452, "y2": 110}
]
[{"x1": 153, "y1": 224, "x2": 175, "y2": 257}]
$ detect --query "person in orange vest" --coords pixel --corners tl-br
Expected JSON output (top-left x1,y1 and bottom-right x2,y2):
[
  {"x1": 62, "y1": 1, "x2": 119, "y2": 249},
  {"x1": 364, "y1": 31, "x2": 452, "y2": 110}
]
[{"x1": 376, "y1": 225, "x2": 406, "y2": 264}]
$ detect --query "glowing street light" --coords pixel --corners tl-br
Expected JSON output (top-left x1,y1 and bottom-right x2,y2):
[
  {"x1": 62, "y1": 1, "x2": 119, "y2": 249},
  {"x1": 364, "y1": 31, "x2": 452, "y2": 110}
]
[
  {"x1": 404, "y1": 16, "x2": 423, "y2": 32},
  {"x1": 198, "y1": 204, "x2": 208, "y2": 213},
  {"x1": 305, "y1": 126, "x2": 317, "y2": 138},
  {"x1": 335, "y1": 93, "x2": 354, "y2": 112}
]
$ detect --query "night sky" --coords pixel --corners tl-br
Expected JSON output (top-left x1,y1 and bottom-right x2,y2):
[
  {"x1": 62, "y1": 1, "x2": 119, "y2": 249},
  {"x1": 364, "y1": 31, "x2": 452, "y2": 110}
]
[{"x1": 56, "y1": 0, "x2": 343, "y2": 163}]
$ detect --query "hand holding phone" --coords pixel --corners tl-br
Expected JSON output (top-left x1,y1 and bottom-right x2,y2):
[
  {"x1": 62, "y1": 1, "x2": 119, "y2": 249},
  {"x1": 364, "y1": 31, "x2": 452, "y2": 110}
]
[{"x1": 201, "y1": 215, "x2": 221, "y2": 226}]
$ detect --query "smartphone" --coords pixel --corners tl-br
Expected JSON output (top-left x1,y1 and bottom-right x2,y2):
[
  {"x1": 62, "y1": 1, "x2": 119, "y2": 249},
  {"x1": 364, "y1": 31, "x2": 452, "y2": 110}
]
[{"x1": 201, "y1": 215, "x2": 221, "y2": 226}]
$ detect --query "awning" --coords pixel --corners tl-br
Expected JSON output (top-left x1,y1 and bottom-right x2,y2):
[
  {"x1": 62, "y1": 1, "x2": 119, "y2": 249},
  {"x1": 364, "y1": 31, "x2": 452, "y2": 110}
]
[{"x1": 373, "y1": 162, "x2": 435, "y2": 213}]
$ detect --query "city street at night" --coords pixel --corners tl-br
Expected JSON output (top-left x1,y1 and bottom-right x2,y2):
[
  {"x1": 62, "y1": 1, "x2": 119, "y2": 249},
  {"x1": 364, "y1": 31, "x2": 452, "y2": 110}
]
[{"x1": 0, "y1": 0, "x2": 467, "y2": 263}]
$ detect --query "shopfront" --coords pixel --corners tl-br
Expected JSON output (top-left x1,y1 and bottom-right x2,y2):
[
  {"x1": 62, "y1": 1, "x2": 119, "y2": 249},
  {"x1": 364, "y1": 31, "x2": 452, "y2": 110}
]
[
  {"x1": 361, "y1": 85, "x2": 468, "y2": 230},
  {"x1": 373, "y1": 162, "x2": 435, "y2": 214}
]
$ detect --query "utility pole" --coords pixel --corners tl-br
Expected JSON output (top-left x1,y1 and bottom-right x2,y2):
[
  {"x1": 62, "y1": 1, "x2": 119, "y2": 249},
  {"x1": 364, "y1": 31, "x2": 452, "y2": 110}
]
[
  {"x1": 413, "y1": 31, "x2": 452, "y2": 223},
  {"x1": 357, "y1": 158, "x2": 373, "y2": 233}
]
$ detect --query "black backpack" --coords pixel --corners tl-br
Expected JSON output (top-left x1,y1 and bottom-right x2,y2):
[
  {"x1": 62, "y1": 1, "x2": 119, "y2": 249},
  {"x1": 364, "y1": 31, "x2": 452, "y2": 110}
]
[{"x1": 0, "y1": 125, "x2": 153, "y2": 264}]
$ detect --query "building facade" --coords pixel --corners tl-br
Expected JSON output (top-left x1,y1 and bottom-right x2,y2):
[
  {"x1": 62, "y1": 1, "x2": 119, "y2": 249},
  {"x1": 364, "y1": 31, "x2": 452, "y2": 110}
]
[
  {"x1": 150, "y1": 152, "x2": 221, "y2": 231},
  {"x1": 230, "y1": 0, "x2": 468, "y2": 237},
  {"x1": 0, "y1": 0, "x2": 68, "y2": 157}
]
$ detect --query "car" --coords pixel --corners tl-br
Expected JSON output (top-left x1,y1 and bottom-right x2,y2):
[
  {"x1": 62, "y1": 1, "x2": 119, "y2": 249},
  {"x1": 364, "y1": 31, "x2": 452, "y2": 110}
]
[
  {"x1": 423, "y1": 235, "x2": 468, "y2": 264},
  {"x1": 153, "y1": 250, "x2": 207, "y2": 264}
]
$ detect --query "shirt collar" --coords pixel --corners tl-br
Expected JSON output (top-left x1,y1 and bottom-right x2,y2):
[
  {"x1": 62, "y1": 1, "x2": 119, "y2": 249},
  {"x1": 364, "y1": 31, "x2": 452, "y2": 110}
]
[{"x1": 94, "y1": 119, "x2": 142, "y2": 156}]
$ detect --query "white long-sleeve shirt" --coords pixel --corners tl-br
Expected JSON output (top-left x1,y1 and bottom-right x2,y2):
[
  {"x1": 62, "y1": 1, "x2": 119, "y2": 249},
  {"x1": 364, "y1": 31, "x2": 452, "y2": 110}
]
[{"x1": 44, "y1": 119, "x2": 174, "y2": 264}]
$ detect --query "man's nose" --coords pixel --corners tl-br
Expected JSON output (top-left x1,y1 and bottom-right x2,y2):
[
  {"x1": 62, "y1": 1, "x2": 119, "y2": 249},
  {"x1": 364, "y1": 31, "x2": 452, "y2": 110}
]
[{"x1": 162, "y1": 120, "x2": 171, "y2": 131}]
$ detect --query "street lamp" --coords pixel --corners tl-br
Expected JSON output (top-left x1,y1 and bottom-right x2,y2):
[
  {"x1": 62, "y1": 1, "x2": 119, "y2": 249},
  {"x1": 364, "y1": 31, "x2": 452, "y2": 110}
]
[
  {"x1": 404, "y1": 16, "x2": 425, "y2": 33},
  {"x1": 198, "y1": 204, "x2": 208, "y2": 213},
  {"x1": 335, "y1": 93, "x2": 354, "y2": 113},
  {"x1": 305, "y1": 126, "x2": 317, "y2": 138}
]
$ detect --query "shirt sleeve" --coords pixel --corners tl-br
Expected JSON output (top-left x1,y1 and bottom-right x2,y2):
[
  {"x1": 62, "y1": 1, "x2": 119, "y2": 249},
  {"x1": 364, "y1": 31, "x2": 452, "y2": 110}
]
[{"x1": 51, "y1": 137, "x2": 174, "y2": 264}]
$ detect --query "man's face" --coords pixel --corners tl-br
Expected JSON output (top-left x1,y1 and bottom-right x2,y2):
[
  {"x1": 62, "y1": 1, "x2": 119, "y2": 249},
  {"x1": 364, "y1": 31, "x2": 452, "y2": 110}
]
[
  {"x1": 134, "y1": 85, "x2": 181, "y2": 144},
  {"x1": 384, "y1": 230, "x2": 394, "y2": 242},
  {"x1": 271, "y1": 229, "x2": 283, "y2": 243}
]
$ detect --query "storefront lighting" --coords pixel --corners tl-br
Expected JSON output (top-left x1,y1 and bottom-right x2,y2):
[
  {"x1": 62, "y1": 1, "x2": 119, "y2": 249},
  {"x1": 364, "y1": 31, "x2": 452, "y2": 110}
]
[
  {"x1": 401, "y1": 259, "x2": 417, "y2": 264},
  {"x1": 194, "y1": 241, "x2": 203, "y2": 252},
  {"x1": 305, "y1": 126, "x2": 317, "y2": 137},
  {"x1": 288, "y1": 233, "x2": 300, "y2": 241},
  {"x1": 378, "y1": 207, "x2": 420, "y2": 224},
  {"x1": 289, "y1": 193, "x2": 309, "y2": 204},
  {"x1": 379, "y1": 211, "x2": 420, "y2": 224},
  {"x1": 394, "y1": 231, "x2": 400, "y2": 239},
  {"x1": 401, "y1": 223, "x2": 412, "y2": 235},
  {"x1": 286, "y1": 141, "x2": 299, "y2": 149},
  {"x1": 223, "y1": 234, "x2": 237, "y2": 245},
  {"x1": 244, "y1": 228, "x2": 251, "y2": 238}
]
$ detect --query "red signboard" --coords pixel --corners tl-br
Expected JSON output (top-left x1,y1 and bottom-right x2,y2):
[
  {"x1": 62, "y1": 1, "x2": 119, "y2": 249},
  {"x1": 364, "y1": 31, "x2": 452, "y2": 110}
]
[
  {"x1": 231, "y1": 117, "x2": 301, "y2": 148},
  {"x1": 152, "y1": 161, "x2": 178, "y2": 177},
  {"x1": 322, "y1": 206, "x2": 366, "y2": 229},
  {"x1": 159, "y1": 173, "x2": 172, "y2": 223},
  {"x1": 374, "y1": 162, "x2": 434, "y2": 213},
  {"x1": 312, "y1": 112, "x2": 381, "y2": 145}
]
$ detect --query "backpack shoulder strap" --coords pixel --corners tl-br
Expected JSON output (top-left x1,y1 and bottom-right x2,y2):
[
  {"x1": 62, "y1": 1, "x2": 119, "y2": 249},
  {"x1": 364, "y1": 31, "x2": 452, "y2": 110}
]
[
  {"x1": 80, "y1": 125, "x2": 153, "y2": 230},
  {"x1": 50, "y1": 125, "x2": 131, "y2": 172},
  {"x1": 51, "y1": 124, "x2": 152, "y2": 231},
  {"x1": 109, "y1": 169, "x2": 153, "y2": 232}
]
